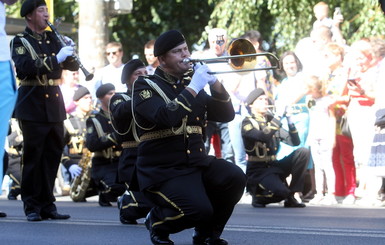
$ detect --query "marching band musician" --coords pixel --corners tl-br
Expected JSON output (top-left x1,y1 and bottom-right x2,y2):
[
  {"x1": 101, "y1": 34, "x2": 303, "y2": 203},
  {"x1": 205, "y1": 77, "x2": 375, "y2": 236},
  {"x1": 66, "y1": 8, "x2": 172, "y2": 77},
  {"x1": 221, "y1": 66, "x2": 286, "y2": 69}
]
[
  {"x1": 62, "y1": 86, "x2": 97, "y2": 200},
  {"x1": 241, "y1": 88, "x2": 309, "y2": 208},
  {"x1": 132, "y1": 30, "x2": 246, "y2": 245},
  {"x1": 11, "y1": 0, "x2": 78, "y2": 221},
  {"x1": 86, "y1": 83, "x2": 125, "y2": 207},
  {"x1": 109, "y1": 59, "x2": 153, "y2": 224}
]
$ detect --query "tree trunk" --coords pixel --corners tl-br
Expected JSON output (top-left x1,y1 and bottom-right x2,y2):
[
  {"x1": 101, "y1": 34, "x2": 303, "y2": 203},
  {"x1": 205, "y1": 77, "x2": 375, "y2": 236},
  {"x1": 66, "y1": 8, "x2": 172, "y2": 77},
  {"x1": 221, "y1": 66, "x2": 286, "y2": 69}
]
[{"x1": 78, "y1": 0, "x2": 109, "y2": 79}]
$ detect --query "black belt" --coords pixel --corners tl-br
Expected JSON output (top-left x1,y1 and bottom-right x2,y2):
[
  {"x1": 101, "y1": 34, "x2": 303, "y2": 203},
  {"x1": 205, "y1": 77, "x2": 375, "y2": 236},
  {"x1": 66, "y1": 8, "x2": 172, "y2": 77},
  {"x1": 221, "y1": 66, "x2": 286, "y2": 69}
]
[
  {"x1": 20, "y1": 79, "x2": 61, "y2": 86},
  {"x1": 93, "y1": 151, "x2": 121, "y2": 158},
  {"x1": 248, "y1": 155, "x2": 276, "y2": 162},
  {"x1": 140, "y1": 126, "x2": 202, "y2": 141},
  {"x1": 121, "y1": 141, "x2": 139, "y2": 149}
]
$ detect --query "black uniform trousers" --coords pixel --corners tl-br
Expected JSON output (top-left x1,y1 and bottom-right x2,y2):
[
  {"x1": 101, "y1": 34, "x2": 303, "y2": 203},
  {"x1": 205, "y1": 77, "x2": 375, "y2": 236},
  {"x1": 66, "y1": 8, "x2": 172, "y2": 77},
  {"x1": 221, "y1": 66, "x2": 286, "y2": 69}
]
[
  {"x1": 250, "y1": 147, "x2": 309, "y2": 203},
  {"x1": 144, "y1": 158, "x2": 246, "y2": 236},
  {"x1": 120, "y1": 189, "x2": 153, "y2": 221},
  {"x1": 92, "y1": 159, "x2": 125, "y2": 202},
  {"x1": 20, "y1": 120, "x2": 64, "y2": 215}
]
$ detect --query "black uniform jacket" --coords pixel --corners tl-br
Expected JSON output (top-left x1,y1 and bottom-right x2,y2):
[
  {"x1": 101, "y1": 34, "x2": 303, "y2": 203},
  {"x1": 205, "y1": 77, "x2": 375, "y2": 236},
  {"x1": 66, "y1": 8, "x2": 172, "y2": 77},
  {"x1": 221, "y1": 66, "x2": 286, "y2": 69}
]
[
  {"x1": 109, "y1": 91, "x2": 138, "y2": 185},
  {"x1": 62, "y1": 114, "x2": 88, "y2": 169},
  {"x1": 11, "y1": 27, "x2": 79, "y2": 122},
  {"x1": 241, "y1": 114, "x2": 300, "y2": 181},
  {"x1": 132, "y1": 68, "x2": 234, "y2": 191},
  {"x1": 85, "y1": 109, "x2": 122, "y2": 166}
]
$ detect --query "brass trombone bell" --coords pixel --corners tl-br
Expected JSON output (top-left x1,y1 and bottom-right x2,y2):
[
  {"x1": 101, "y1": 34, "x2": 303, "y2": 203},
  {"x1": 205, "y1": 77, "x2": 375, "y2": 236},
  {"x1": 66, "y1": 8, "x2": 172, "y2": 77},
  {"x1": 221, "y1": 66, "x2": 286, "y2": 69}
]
[{"x1": 183, "y1": 38, "x2": 280, "y2": 74}]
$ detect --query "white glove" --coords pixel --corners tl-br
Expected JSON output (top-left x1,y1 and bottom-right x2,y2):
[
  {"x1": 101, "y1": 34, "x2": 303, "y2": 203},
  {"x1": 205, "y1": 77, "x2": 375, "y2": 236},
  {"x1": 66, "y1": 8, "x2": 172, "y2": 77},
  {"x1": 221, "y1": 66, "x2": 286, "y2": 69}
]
[
  {"x1": 193, "y1": 63, "x2": 217, "y2": 85},
  {"x1": 69, "y1": 164, "x2": 82, "y2": 179},
  {"x1": 56, "y1": 46, "x2": 74, "y2": 63},
  {"x1": 188, "y1": 64, "x2": 215, "y2": 93}
]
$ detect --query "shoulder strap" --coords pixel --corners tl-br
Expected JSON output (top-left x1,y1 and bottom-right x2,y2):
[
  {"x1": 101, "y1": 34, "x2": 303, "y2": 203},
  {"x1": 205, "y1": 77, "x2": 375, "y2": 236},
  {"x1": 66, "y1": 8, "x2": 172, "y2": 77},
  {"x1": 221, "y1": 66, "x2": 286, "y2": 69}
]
[
  {"x1": 108, "y1": 93, "x2": 132, "y2": 136},
  {"x1": 64, "y1": 118, "x2": 77, "y2": 135},
  {"x1": 91, "y1": 117, "x2": 105, "y2": 138},
  {"x1": 144, "y1": 78, "x2": 172, "y2": 103}
]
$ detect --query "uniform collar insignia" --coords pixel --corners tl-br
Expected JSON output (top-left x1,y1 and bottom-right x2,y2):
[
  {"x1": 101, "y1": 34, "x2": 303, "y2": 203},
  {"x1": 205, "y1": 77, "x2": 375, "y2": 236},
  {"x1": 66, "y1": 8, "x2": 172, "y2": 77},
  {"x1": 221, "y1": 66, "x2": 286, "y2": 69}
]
[
  {"x1": 154, "y1": 67, "x2": 179, "y2": 85},
  {"x1": 25, "y1": 27, "x2": 47, "y2": 41}
]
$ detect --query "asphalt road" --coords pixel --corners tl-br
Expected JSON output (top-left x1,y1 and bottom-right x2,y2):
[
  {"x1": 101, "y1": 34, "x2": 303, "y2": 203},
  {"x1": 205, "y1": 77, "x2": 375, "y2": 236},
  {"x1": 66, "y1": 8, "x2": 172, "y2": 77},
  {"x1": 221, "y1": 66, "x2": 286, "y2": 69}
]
[{"x1": 1, "y1": 195, "x2": 385, "y2": 245}]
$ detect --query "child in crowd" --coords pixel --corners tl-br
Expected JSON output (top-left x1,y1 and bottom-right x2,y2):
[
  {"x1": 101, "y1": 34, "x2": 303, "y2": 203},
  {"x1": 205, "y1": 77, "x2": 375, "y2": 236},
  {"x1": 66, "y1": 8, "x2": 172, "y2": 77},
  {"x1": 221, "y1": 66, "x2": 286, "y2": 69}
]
[{"x1": 306, "y1": 76, "x2": 337, "y2": 205}]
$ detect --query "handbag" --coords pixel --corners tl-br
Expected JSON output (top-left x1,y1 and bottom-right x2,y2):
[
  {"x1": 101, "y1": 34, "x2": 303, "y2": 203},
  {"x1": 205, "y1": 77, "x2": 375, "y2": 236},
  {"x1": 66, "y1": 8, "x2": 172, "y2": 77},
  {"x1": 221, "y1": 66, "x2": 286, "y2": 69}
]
[{"x1": 340, "y1": 114, "x2": 351, "y2": 138}]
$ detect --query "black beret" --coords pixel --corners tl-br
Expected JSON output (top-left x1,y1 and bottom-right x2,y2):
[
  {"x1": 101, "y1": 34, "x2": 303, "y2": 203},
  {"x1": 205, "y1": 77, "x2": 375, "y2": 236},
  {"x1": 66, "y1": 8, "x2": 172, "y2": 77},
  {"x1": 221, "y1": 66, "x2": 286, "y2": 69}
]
[
  {"x1": 21, "y1": 0, "x2": 47, "y2": 17},
  {"x1": 96, "y1": 83, "x2": 115, "y2": 99},
  {"x1": 121, "y1": 59, "x2": 146, "y2": 84},
  {"x1": 245, "y1": 88, "x2": 265, "y2": 106},
  {"x1": 73, "y1": 86, "x2": 90, "y2": 101},
  {"x1": 154, "y1": 30, "x2": 186, "y2": 57}
]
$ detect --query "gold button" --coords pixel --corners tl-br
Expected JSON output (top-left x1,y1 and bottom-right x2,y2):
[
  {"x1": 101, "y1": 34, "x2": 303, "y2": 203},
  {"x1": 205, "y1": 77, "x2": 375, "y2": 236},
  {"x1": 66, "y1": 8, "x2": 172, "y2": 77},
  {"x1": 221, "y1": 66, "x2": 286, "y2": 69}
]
[
  {"x1": 200, "y1": 148, "x2": 202, "y2": 152},
  {"x1": 56, "y1": 93, "x2": 59, "y2": 97},
  {"x1": 186, "y1": 126, "x2": 192, "y2": 134},
  {"x1": 38, "y1": 41, "x2": 42, "y2": 44},
  {"x1": 48, "y1": 79, "x2": 54, "y2": 86},
  {"x1": 52, "y1": 53, "x2": 56, "y2": 56},
  {"x1": 196, "y1": 117, "x2": 199, "y2": 121},
  {"x1": 45, "y1": 94, "x2": 49, "y2": 98},
  {"x1": 173, "y1": 85, "x2": 177, "y2": 89},
  {"x1": 46, "y1": 40, "x2": 50, "y2": 44},
  {"x1": 187, "y1": 150, "x2": 191, "y2": 154}
]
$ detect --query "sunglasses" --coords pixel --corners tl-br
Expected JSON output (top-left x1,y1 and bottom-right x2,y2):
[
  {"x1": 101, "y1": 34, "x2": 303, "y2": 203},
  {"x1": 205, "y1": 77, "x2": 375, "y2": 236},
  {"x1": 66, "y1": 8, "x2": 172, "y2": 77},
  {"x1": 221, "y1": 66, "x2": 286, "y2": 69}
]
[{"x1": 106, "y1": 50, "x2": 120, "y2": 56}]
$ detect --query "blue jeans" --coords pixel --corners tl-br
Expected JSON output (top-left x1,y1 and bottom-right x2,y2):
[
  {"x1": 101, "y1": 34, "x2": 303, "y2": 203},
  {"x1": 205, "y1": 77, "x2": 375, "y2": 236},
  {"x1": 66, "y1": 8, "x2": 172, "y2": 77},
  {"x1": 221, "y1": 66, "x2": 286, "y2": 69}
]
[
  {"x1": 205, "y1": 121, "x2": 234, "y2": 163},
  {"x1": 0, "y1": 61, "x2": 18, "y2": 193},
  {"x1": 228, "y1": 114, "x2": 247, "y2": 172}
]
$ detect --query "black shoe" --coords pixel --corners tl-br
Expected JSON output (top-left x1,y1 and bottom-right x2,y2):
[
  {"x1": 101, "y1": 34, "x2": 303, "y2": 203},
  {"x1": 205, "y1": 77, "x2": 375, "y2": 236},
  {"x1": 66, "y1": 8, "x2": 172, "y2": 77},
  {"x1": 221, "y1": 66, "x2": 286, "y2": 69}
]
[
  {"x1": 252, "y1": 196, "x2": 266, "y2": 208},
  {"x1": 0, "y1": 211, "x2": 7, "y2": 218},
  {"x1": 41, "y1": 211, "x2": 70, "y2": 220},
  {"x1": 150, "y1": 234, "x2": 174, "y2": 245},
  {"x1": 192, "y1": 230, "x2": 209, "y2": 245},
  {"x1": 284, "y1": 196, "x2": 306, "y2": 208},
  {"x1": 207, "y1": 238, "x2": 228, "y2": 245},
  {"x1": 99, "y1": 194, "x2": 112, "y2": 207},
  {"x1": 120, "y1": 215, "x2": 138, "y2": 225},
  {"x1": 145, "y1": 212, "x2": 174, "y2": 245},
  {"x1": 7, "y1": 192, "x2": 18, "y2": 200},
  {"x1": 27, "y1": 212, "x2": 42, "y2": 222}
]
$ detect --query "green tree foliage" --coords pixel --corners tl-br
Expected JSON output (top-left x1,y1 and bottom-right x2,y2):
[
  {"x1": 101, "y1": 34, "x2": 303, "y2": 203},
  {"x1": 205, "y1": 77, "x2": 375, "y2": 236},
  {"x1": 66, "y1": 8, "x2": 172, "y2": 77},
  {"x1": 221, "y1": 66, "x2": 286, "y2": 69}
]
[
  {"x1": 7, "y1": 0, "x2": 385, "y2": 59},
  {"x1": 111, "y1": 0, "x2": 215, "y2": 61},
  {"x1": 208, "y1": 0, "x2": 385, "y2": 55}
]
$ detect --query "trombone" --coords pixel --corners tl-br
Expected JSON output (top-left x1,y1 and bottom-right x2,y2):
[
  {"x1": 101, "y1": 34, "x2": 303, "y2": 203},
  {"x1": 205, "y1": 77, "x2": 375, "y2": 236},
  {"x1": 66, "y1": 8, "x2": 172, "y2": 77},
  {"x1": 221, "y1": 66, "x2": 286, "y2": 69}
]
[
  {"x1": 266, "y1": 99, "x2": 316, "y2": 114},
  {"x1": 183, "y1": 38, "x2": 280, "y2": 74}
]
